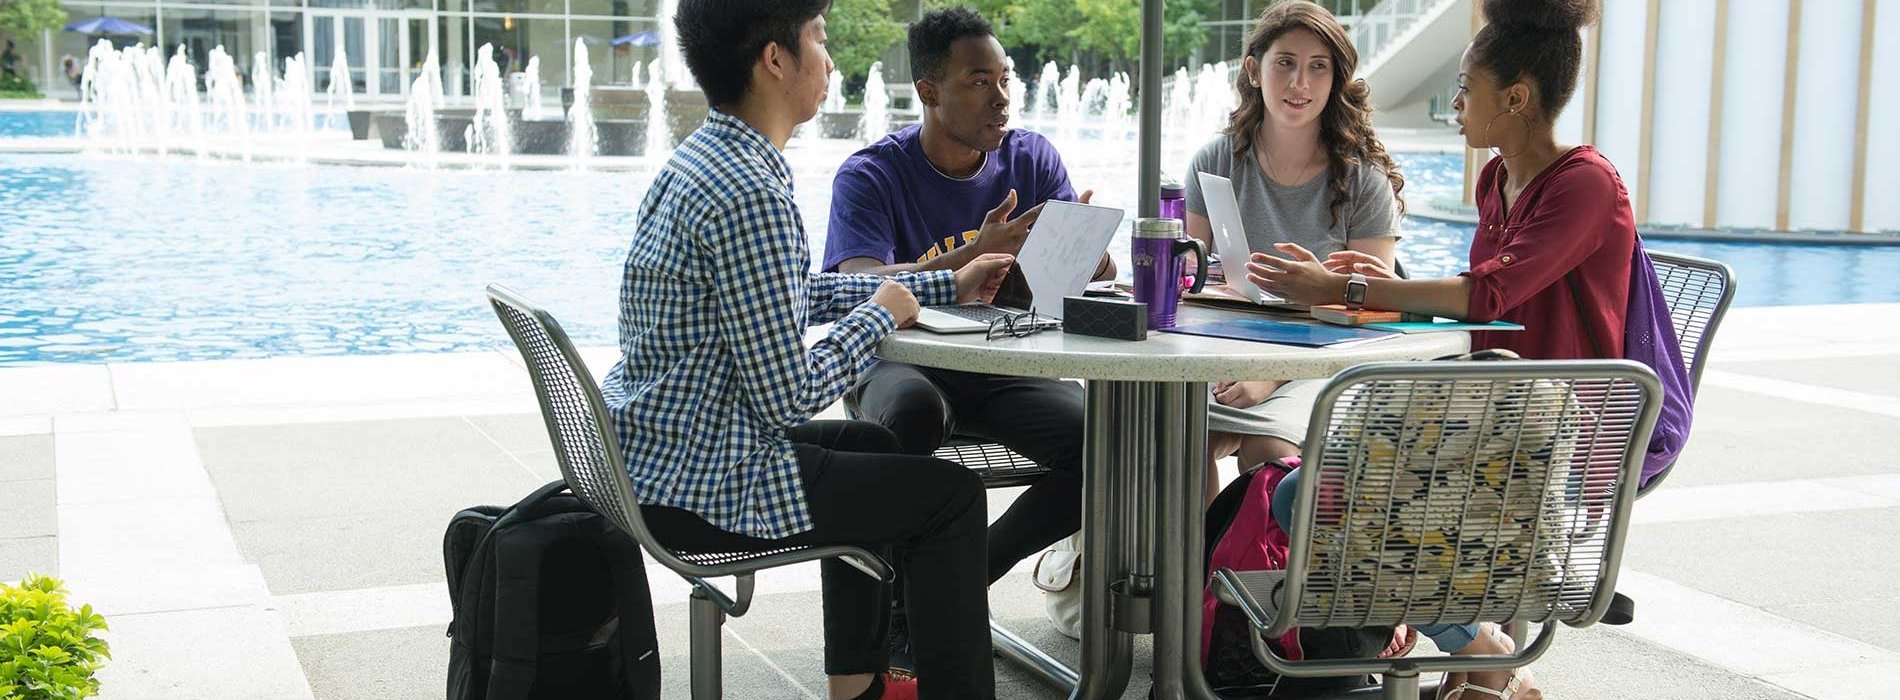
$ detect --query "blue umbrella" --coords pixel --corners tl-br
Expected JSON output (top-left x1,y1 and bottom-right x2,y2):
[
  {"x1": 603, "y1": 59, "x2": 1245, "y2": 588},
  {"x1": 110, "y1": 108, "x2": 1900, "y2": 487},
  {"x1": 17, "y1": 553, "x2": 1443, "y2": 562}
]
[
  {"x1": 64, "y1": 17, "x2": 155, "y2": 35},
  {"x1": 611, "y1": 30, "x2": 660, "y2": 48}
]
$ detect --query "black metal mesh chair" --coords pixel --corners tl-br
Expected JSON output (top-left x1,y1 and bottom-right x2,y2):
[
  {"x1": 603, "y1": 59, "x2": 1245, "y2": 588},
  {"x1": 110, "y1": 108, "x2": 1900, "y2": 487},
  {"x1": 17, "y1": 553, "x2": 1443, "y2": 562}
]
[
  {"x1": 486, "y1": 284, "x2": 892, "y2": 699},
  {"x1": 1213, "y1": 360, "x2": 1664, "y2": 699}
]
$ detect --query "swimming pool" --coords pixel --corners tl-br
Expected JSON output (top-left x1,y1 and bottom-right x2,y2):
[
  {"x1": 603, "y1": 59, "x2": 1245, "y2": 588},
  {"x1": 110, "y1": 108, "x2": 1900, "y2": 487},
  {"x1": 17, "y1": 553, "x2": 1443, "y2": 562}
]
[
  {"x1": 0, "y1": 111, "x2": 79, "y2": 139},
  {"x1": 1, "y1": 146, "x2": 1895, "y2": 367}
]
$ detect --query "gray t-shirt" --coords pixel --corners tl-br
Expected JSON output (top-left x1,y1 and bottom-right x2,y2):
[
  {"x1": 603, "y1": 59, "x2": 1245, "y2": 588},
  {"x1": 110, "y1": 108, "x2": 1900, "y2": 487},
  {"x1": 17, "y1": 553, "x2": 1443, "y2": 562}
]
[{"x1": 1182, "y1": 133, "x2": 1399, "y2": 260}]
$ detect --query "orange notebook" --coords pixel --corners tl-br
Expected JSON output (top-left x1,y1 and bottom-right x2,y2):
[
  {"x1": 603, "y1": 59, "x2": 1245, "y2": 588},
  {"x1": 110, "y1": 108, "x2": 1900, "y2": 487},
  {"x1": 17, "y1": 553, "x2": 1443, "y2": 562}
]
[{"x1": 1309, "y1": 305, "x2": 1404, "y2": 326}]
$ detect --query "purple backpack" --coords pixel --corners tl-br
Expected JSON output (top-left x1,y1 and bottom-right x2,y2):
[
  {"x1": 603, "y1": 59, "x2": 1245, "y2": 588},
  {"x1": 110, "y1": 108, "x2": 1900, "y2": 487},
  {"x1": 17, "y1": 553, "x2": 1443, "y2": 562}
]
[{"x1": 1570, "y1": 238, "x2": 1695, "y2": 487}]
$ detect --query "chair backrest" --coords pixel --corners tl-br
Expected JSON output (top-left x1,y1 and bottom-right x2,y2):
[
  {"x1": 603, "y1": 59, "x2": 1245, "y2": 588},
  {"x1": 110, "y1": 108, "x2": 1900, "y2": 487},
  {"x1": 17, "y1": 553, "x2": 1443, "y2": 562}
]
[
  {"x1": 485, "y1": 283, "x2": 718, "y2": 579},
  {"x1": 1645, "y1": 250, "x2": 1737, "y2": 392},
  {"x1": 1276, "y1": 360, "x2": 1662, "y2": 637}
]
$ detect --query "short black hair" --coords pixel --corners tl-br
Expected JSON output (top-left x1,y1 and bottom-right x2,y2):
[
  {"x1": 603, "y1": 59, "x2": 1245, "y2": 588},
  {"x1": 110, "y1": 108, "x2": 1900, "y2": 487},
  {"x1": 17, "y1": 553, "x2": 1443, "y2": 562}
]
[
  {"x1": 1471, "y1": 0, "x2": 1601, "y2": 117},
  {"x1": 674, "y1": 0, "x2": 831, "y2": 107},
  {"x1": 908, "y1": 6, "x2": 995, "y2": 82}
]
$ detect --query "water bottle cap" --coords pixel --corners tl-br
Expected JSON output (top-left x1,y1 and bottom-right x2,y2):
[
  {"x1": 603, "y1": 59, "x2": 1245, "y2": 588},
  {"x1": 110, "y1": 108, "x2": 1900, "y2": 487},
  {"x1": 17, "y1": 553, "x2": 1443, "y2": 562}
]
[
  {"x1": 1133, "y1": 217, "x2": 1184, "y2": 238},
  {"x1": 1160, "y1": 175, "x2": 1184, "y2": 198}
]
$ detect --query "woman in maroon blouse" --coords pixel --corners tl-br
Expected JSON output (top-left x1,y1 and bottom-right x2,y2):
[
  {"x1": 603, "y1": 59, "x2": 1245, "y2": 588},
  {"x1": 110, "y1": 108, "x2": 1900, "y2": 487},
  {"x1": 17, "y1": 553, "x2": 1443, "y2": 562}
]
[
  {"x1": 1249, "y1": 0, "x2": 1613, "y2": 697},
  {"x1": 1248, "y1": 0, "x2": 1629, "y2": 365}
]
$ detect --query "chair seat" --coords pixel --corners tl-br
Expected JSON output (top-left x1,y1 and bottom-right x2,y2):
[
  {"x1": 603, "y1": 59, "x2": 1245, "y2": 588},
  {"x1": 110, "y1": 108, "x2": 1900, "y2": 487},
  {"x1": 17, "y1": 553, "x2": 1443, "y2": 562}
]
[
  {"x1": 933, "y1": 437, "x2": 1050, "y2": 489},
  {"x1": 677, "y1": 546, "x2": 825, "y2": 569}
]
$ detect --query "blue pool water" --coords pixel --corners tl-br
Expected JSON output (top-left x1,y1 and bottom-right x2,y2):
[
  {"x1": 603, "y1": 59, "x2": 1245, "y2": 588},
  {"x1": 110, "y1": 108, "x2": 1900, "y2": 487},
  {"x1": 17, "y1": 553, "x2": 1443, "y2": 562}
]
[
  {"x1": 0, "y1": 111, "x2": 79, "y2": 139},
  {"x1": 1, "y1": 146, "x2": 1896, "y2": 366}
]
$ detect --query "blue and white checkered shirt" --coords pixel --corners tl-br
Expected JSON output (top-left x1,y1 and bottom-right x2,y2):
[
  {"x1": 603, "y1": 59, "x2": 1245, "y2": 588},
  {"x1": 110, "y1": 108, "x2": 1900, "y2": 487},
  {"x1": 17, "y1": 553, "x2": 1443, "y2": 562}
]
[{"x1": 602, "y1": 109, "x2": 955, "y2": 539}]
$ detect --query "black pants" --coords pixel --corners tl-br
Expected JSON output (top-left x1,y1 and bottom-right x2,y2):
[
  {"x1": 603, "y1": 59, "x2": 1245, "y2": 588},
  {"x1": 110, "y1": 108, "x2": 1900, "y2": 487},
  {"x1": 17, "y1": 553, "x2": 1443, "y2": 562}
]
[
  {"x1": 641, "y1": 420, "x2": 993, "y2": 699},
  {"x1": 847, "y1": 362, "x2": 1085, "y2": 583}
]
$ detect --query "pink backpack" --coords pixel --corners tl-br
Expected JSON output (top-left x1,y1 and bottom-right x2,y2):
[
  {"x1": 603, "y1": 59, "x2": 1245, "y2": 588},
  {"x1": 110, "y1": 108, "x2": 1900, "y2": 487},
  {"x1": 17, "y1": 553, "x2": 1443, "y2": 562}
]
[{"x1": 1201, "y1": 459, "x2": 1410, "y2": 694}]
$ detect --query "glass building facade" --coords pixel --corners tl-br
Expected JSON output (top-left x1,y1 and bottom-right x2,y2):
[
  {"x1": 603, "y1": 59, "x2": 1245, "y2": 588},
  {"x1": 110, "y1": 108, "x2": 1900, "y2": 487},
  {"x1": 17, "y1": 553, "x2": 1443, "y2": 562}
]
[{"x1": 48, "y1": 0, "x2": 664, "y2": 99}]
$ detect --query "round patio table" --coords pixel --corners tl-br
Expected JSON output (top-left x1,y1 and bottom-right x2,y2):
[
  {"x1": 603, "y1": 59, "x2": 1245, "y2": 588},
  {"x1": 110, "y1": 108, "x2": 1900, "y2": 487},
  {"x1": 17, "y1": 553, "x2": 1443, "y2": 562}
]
[{"x1": 877, "y1": 305, "x2": 1467, "y2": 699}]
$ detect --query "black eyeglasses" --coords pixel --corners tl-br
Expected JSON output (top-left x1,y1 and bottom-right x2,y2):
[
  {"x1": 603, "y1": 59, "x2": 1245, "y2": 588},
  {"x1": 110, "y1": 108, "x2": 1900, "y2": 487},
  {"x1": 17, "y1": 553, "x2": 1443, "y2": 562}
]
[{"x1": 986, "y1": 308, "x2": 1060, "y2": 341}]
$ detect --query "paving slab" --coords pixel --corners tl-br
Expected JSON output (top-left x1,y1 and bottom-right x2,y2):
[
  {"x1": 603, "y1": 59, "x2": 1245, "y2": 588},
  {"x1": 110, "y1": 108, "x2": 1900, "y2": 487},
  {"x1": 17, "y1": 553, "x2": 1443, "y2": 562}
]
[
  {"x1": 1528, "y1": 625, "x2": 1807, "y2": 700},
  {"x1": 0, "y1": 478, "x2": 55, "y2": 539},
  {"x1": 1661, "y1": 385, "x2": 1900, "y2": 488},
  {"x1": 1720, "y1": 356, "x2": 1900, "y2": 399},
  {"x1": 232, "y1": 510, "x2": 464, "y2": 595},
  {"x1": 108, "y1": 352, "x2": 531, "y2": 411},
  {"x1": 1769, "y1": 594, "x2": 1900, "y2": 652},
  {"x1": 1625, "y1": 509, "x2": 1900, "y2": 612},
  {"x1": 0, "y1": 364, "x2": 114, "y2": 416},
  {"x1": 96, "y1": 606, "x2": 313, "y2": 700},
  {"x1": 464, "y1": 413, "x2": 554, "y2": 454},
  {"x1": 0, "y1": 434, "x2": 52, "y2": 482},
  {"x1": 0, "y1": 416, "x2": 52, "y2": 437},
  {"x1": 0, "y1": 535, "x2": 55, "y2": 582},
  {"x1": 56, "y1": 497, "x2": 245, "y2": 577},
  {"x1": 196, "y1": 418, "x2": 546, "y2": 523},
  {"x1": 293, "y1": 625, "x2": 447, "y2": 700}
]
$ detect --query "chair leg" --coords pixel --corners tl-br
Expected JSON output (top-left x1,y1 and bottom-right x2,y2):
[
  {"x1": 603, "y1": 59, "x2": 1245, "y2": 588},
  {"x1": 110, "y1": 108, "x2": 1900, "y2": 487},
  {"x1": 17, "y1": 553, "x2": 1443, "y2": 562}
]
[
  {"x1": 690, "y1": 588, "x2": 725, "y2": 700},
  {"x1": 1384, "y1": 666, "x2": 1422, "y2": 700}
]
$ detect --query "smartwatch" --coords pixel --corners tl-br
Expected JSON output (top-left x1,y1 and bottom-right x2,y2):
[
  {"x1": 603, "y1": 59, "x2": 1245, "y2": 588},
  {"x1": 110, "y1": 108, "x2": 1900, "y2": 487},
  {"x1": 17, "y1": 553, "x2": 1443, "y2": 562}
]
[{"x1": 1344, "y1": 272, "x2": 1369, "y2": 310}]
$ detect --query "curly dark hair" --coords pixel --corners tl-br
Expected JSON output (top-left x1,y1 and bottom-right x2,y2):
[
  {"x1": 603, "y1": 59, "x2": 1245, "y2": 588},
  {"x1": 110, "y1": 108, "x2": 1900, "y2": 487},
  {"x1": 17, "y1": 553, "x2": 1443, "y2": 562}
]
[
  {"x1": 674, "y1": 0, "x2": 832, "y2": 107},
  {"x1": 1470, "y1": 0, "x2": 1602, "y2": 118},
  {"x1": 1223, "y1": 0, "x2": 1404, "y2": 228},
  {"x1": 909, "y1": 6, "x2": 995, "y2": 82}
]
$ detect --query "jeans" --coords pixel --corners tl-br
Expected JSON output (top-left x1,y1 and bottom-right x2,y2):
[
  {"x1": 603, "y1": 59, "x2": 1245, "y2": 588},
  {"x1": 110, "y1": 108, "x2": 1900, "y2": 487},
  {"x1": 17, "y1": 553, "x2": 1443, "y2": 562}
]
[
  {"x1": 847, "y1": 362, "x2": 1086, "y2": 583},
  {"x1": 1269, "y1": 466, "x2": 1481, "y2": 653},
  {"x1": 641, "y1": 420, "x2": 994, "y2": 699}
]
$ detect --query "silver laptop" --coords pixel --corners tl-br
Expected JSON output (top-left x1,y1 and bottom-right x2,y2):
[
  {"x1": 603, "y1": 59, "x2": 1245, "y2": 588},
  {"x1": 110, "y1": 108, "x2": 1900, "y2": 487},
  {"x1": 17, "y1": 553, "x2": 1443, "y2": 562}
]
[
  {"x1": 915, "y1": 199, "x2": 1125, "y2": 333},
  {"x1": 1196, "y1": 171, "x2": 1286, "y2": 305}
]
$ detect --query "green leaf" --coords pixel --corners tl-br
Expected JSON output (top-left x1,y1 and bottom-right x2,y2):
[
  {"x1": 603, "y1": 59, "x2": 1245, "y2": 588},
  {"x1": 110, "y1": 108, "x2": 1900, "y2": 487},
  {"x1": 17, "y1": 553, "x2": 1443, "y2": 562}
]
[{"x1": 0, "y1": 575, "x2": 107, "y2": 698}]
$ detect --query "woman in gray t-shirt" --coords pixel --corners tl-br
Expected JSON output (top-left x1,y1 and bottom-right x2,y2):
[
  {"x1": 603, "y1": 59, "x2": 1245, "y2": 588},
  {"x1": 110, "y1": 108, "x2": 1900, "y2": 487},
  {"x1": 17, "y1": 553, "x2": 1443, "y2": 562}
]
[{"x1": 1179, "y1": 1, "x2": 1407, "y2": 495}]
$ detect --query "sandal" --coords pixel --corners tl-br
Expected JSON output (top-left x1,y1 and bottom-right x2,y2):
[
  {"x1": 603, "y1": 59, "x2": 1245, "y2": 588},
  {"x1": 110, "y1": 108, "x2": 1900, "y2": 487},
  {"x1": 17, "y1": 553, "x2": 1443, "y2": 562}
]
[
  {"x1": 1438, "y1": 667, "x2": 1539, "y2": 700},
  {"x1": 1436, "y1": 624, "x2": 1543, "y2": 700}
]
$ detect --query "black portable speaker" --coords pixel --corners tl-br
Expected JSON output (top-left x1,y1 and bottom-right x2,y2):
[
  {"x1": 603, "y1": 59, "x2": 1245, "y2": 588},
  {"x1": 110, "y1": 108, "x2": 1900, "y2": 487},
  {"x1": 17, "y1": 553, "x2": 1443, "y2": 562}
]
[{"x1": 1062, "y1": 296, "x2": 1148, "y2": 341}]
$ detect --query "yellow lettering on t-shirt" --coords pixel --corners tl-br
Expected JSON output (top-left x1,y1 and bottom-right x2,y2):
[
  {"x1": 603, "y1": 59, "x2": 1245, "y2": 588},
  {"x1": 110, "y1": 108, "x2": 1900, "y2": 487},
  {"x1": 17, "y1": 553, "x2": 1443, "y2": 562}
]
[{"x1": 914, "y1": 229, "x2": 983, "y2": 264}]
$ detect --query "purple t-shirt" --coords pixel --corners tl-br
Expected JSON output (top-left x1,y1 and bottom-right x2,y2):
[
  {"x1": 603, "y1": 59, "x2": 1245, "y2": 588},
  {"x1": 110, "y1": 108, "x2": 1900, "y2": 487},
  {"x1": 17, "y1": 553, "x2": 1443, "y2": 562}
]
[{"x1": 823, "y1": 126, "x2": 1076, "y2": 271}]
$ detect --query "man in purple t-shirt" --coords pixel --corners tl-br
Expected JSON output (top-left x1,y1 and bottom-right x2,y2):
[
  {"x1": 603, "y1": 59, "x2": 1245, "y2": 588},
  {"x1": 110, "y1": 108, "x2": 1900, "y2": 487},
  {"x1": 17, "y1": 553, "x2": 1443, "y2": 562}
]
[{"x1": 824, "y1": 6, "x2": 1113, "y2": 669}]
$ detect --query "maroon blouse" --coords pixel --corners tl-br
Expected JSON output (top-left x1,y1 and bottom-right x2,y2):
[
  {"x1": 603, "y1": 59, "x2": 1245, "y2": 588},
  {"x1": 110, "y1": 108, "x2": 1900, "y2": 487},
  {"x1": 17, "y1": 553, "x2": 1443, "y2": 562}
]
[{"x1": 1461, "y1": 146, "x2": 1634, "y2": 360}]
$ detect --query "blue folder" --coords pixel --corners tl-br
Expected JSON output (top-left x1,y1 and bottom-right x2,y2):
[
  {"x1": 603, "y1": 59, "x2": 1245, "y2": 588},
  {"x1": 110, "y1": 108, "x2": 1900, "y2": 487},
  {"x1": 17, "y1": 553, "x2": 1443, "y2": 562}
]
[
  {"x1": 1361, "y1": 320, "x2": 1525, "y2": 333},
  {"x1": 1161, "y1": 318, "x2": 1398, "y2": 348}
]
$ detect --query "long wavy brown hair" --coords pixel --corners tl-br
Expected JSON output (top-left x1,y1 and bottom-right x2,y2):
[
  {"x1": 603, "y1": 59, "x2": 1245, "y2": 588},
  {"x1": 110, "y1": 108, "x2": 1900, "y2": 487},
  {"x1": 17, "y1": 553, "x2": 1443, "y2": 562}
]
[{"x1": 1225, "y1": 0, "x2": 1405, "y2": 228}]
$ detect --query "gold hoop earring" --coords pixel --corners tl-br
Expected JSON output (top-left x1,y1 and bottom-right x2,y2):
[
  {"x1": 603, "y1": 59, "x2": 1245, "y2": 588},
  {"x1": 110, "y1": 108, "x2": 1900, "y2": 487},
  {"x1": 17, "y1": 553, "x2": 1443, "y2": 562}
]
[{"x1": 1483, "y1": 110, "x2": 1532, "y2": 158}]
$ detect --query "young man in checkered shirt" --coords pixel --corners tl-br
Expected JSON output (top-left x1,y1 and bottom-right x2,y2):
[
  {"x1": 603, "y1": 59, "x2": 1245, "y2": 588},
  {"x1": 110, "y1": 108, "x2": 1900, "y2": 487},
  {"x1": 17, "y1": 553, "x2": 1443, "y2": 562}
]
[{"x1": 598, "y1": 2, "x2": 1019, "y2": 698}]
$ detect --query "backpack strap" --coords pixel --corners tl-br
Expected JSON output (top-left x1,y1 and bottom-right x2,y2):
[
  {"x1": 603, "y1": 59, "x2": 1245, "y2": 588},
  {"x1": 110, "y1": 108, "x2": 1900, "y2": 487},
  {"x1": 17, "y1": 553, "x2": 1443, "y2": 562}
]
[
  {"x1": 1566, "y1": 272, "x2": 1607, "y2": 359},
  {"x1": 480, "y1": 480, "x2": 570, "y2": 699}
]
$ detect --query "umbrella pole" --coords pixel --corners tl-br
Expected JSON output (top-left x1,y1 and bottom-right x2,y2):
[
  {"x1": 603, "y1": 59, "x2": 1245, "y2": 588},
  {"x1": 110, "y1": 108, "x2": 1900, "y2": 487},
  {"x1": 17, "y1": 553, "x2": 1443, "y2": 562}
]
[{"x1": 1138, "y1": 0, "x2": 1161, "y2": 218}]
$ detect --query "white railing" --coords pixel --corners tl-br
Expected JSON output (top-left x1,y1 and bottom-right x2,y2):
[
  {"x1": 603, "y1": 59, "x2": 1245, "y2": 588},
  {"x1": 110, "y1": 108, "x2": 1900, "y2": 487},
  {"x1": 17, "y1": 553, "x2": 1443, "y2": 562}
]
[{"x1": 1350, "y1": 0, "x2": 1461, "y2": 67}]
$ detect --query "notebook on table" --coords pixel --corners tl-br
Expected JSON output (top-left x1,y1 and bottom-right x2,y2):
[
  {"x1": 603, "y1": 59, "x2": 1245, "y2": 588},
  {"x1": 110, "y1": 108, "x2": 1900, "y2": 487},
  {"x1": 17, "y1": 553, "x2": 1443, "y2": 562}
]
[{"x1": 1161, "y1": 317, "x2": 1397, "y2": 348}]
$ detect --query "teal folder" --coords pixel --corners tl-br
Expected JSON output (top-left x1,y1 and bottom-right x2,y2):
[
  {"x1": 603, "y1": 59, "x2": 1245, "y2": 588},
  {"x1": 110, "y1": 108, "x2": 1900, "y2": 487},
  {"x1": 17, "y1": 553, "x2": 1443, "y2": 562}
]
[
  {"x1": 1361, "y1": 320, "x2": 1526, "y2": 333},
  {"x1": 1161, "y1": 318, "x2": 1398, "y2": 348}
]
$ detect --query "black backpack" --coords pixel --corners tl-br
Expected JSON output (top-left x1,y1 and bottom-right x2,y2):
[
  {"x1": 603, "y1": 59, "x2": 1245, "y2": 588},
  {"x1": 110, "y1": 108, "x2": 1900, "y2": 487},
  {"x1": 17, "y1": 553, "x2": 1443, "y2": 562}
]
[
  {"x1": 1201, "y1": 463, "x2": 1402, "y2": 697},
  {"x1": 445, "y1": 480, "x2": 662, "y2": 700}
]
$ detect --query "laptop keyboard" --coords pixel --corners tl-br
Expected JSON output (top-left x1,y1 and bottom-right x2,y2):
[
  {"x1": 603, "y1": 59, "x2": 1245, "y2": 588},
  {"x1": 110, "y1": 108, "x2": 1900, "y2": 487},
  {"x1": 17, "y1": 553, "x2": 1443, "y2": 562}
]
[{"x1": 935, "y1": 305, "x2": 1015, "y2": 323}]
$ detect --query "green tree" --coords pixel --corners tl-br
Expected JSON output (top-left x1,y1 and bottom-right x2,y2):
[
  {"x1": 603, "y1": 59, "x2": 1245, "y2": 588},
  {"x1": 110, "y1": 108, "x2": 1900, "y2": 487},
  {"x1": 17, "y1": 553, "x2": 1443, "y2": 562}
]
[
  {"x1": 0, "y1": 0, "x2": 66, "y2": 95},
  {"x1": 827, "y1": 0, "x2": 907, "y2": 99},
  {"x1": 929, "y1": 0, "x2": 1209, "y2": 78},
  {"x1": 0, "y1": 0, "x2": 66, "y2": 40}
]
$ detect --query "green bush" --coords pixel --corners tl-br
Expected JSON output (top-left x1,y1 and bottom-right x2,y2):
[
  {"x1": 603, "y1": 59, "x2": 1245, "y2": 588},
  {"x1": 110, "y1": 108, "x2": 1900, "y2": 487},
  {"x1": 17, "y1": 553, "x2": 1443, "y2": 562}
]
[
  {"x1": 0, "y1": 574, "x2": 109, "y2": 700},
  {"x1": 0, "y1": 73, "x2": 39, "y2": 99}
]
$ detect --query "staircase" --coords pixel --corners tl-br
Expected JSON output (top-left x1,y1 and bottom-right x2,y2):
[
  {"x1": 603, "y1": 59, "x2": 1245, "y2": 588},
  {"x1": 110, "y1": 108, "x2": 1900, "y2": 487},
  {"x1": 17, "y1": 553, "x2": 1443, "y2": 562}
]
[{"x1": 1351, "y1": 0, "x2": 1471, "y2": 114}]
